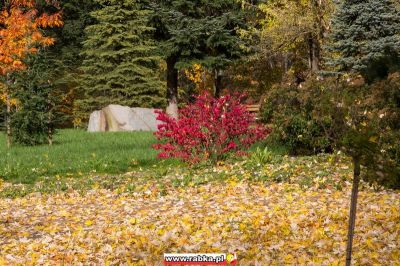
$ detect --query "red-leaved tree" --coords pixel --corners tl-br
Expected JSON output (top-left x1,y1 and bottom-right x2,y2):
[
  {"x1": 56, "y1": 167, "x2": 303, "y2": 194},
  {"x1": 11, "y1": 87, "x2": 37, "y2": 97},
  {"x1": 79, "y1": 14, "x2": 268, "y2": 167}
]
[{"x1": 154, "y1": 92, "x2": 270, "y2": 163}]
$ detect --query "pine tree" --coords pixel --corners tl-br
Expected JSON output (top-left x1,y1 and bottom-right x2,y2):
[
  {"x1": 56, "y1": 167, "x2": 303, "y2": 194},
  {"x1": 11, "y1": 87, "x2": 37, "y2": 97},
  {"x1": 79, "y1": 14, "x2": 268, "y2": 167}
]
[
  {"x1": 76, "y1": 0, "x2": 165, "y2": 121},
  {"x1": 329, "y1": 0, "x2": 400, "y2": 82}
]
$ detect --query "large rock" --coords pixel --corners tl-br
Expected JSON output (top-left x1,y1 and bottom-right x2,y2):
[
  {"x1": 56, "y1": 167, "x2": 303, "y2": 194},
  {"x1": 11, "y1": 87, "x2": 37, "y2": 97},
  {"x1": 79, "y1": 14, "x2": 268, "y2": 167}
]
[
  {"x1": 88, "y1": 110, "x2": 106, "y2": 132},
  {"x1": 88, "y1": 105, "x2": 161, "y2": 132}
]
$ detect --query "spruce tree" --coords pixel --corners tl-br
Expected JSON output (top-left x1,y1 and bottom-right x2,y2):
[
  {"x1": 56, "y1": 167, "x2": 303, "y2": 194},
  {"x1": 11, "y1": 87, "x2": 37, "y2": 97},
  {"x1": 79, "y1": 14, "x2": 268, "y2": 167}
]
[
  {"x1": 77, "y1": 0, "x2": 165, "y2": 120},
  {"x1": 329, "y1": 0, "x2": 400, "y2": 82}
]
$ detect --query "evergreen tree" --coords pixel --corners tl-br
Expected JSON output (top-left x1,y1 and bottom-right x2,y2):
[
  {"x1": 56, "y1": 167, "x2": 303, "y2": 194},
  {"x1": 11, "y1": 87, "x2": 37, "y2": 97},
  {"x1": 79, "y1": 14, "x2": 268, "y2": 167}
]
[
  {"x1": 42, "y1": 0, "x2": 99, "y2": 127},
  {"x1": 152, "y1": 0, "x2": 249, "y2": 117},
  {"x1": 10, "y1": 53, "x2": 62, "y2": 146},
  {"x1": 329, "y1": 0, "x2": 400, "y2": 82},
  {"x1": 76, "y1": 0, "x2": 165, "y2": 121},
  {"x1": 198, "y1": 0, "x2": 248, "y2": 97},
  {"x1": 152, "y1": 0, "x2": 208, "y2": 118}
]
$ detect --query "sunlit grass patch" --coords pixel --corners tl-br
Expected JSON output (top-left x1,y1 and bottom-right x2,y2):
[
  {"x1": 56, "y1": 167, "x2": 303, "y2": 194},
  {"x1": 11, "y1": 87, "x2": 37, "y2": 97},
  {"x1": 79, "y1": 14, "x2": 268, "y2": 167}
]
[{"x1": 0, "y1": 129, "x2": 160, "y2": 184}]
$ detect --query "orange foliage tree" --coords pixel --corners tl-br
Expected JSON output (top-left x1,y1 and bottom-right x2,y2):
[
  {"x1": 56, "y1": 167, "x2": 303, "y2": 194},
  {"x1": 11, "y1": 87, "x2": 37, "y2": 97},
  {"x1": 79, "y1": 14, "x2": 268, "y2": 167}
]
[{"x1": 0, "y1": 0, "x2": 62, "y2": 147}]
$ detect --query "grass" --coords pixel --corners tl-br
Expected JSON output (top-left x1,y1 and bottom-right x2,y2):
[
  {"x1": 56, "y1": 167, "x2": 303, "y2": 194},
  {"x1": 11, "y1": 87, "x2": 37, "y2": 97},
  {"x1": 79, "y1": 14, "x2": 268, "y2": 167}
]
[
  {"x1": 0, "y1": 128, "x2": 287, "y2": 193},
  {"x1": 0, "y1": 129, "x2": 163, "y2": 184}
]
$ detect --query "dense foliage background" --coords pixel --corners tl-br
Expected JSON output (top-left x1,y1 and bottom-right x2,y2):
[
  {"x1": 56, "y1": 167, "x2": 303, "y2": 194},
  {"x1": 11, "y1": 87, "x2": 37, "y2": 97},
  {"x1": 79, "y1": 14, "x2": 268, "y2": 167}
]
[{"x1": 0, "y1": 0, "x2": 399, "y2": 188}]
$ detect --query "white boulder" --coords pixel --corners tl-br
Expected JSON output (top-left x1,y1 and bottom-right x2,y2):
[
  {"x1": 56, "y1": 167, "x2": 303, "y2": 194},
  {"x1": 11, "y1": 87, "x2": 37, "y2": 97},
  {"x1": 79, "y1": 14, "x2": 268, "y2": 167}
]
[{"x1": 88, "y1": 105, "x2": 161, "y2": 132}]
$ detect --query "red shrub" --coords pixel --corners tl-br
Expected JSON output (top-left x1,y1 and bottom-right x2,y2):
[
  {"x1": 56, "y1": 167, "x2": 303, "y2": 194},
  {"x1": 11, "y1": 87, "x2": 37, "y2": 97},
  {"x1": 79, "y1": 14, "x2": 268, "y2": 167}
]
[{"x1": 153, "y1": 92, "x2": 270, "y2": 163}]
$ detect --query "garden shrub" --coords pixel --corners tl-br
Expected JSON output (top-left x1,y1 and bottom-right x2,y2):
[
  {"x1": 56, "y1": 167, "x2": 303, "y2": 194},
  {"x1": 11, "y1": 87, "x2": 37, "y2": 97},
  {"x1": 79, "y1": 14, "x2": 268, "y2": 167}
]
[
  {"x1": 261, "y1": 79, "x2": 334, "y2": 155},
  {"x1": 320, "y1": 74, "x2": 400, "y2": 189},
  {"x1": 274, "y1": 73, "x2": 400, "y2": 189},
  {"x1": 154, "y1": 92, "x2": 270, "y2": 164},
  {"x1": 361, "y1": 74, "x2": 400, "y2": 188}
]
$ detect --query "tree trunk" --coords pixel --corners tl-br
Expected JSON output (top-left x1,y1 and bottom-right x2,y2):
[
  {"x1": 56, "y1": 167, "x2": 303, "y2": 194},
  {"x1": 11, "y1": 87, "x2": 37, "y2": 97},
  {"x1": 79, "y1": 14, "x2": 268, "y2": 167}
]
[
  {"x1": 346, "y1": 156, "x2": 361, "y2": 266},
  {"x1": 48, "y1": 127, "x2": 53, "y2": 146},
  {"x1": 214, "y1": 69, "x2": 223, "y2": 98},
  {"x1": 311, "y1": 0, "x2": 324, "y2": 73},
  {"x1": 5, "y1": 74, "x2": 12, "y2": 148},
  {"x1": 5, "y1": 92, "x2": 11, "y2": 148},
  {"x1": 311, "y1": 38, "x2": 320, "y2": 72},
  {"x1": 308, "y1": 35, "x2": 320, "y2": 73},
  {"x1": 166, "y1": 56, "x2": 179, "y2": 119},
  {"x1": 47, "y1": 99, "x2": 53, "y2": 146},
  {"x1": 284, "y1": 54, "x2": 289, "y2": 73}
]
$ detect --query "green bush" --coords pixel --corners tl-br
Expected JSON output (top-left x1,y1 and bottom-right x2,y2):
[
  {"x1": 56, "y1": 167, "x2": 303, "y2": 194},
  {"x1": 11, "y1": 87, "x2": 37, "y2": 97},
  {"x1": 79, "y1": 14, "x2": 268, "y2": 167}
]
[
  {"x1": 261, "y1": 79, "x2": 333, "y2": 155},
  {"x1": 11, "y1": 89, "x2": 53, "y2": 146},
  {"x1": 361, "y1": 74, "x2": 400, "y2": 188},
  {"x1": 262, "y1": 73, "x2": 400, "y2": 188}
]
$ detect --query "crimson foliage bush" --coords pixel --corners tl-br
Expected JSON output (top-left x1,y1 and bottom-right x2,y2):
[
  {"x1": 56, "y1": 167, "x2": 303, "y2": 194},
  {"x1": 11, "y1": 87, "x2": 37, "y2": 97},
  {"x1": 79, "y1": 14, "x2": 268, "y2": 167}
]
[{"x1": 153, "y1": 93, "x2": 270, "y2": 163}]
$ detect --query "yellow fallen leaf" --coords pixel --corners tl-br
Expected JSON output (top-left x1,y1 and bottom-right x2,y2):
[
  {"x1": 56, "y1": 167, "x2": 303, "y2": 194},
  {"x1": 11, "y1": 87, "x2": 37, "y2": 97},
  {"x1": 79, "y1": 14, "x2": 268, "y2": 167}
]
[
  {"x1": 284, "y1": 254, "x2": 294, "y2": 263},
  {"x1": 239, "y1": 223, "x2": 246, "y2": 231},
  {"x1": 365, "y1": 239, "x2": 375, "y2": 249}
]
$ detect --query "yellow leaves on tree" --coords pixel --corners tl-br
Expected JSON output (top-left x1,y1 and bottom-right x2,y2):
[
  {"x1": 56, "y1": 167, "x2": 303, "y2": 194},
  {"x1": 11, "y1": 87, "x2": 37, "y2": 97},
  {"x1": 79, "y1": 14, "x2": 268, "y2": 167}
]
[
  {"x1": 0, "y1": 0, "x2": 63, "y2": 76},
  {"x1": 259, "y1": 0, "x2": 333, "y2": 73},
  {"x1": 0, "y1": 83, "x2": 17, "y2": 106},
  {"x1": 184, "y1": 64, "x2": 215, "y2": 93},
  {"x1": 184, "y1": 64, "x2": 203, "y2": 85},
  {"x1": 259, "y1": 0, "x2": 315, "y2": 51}
]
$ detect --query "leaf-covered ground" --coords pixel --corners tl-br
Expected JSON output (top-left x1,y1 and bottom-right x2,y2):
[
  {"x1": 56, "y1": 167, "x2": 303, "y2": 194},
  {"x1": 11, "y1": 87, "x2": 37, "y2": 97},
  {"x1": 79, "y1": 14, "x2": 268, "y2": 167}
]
[{"x1": 0, "y1": 155, "x2": 399, "y2": 265}]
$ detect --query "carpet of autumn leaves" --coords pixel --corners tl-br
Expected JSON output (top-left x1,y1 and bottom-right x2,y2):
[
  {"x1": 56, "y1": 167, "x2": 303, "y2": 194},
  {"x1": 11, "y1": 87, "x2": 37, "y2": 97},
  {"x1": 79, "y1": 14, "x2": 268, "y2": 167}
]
[{"x1": 0, "y1": 156, "x2": 399, "y2": 265}]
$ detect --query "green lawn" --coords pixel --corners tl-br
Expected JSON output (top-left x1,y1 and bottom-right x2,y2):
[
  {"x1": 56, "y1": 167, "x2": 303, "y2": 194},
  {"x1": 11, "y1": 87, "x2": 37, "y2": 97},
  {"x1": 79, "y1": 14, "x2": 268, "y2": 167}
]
[{"x1": 0, "y1": 129, "x2": 160, "y2": 184}]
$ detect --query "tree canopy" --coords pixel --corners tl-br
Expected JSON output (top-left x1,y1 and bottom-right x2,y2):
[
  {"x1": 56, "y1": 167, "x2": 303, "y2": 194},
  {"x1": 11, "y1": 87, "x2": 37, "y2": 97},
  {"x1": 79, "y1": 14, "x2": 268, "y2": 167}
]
[
  {"x1": 328, "y1": 0, "x2": 400, "y2": 82},
  {"x1": 76, "y1": 0, "x2": 165, "y2": 120}
]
